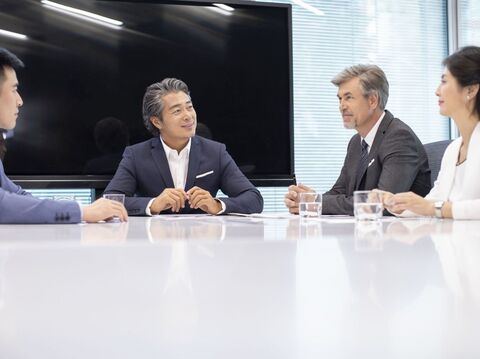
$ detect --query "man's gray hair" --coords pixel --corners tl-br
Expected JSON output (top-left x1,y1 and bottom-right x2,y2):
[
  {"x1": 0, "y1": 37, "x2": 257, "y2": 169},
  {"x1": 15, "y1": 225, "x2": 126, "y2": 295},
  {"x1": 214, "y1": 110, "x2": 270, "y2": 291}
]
[
  {"x1": 331, "y1": 64, "x2": 389, "y2": 110},
  {"x1": 142, "y1": 78, "x2": 190, "y2": 137}
]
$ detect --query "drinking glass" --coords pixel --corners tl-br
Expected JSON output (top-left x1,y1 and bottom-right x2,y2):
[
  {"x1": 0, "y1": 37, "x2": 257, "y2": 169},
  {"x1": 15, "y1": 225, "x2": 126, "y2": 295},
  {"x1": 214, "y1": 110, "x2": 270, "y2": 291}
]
[
  {"x1": 299, "y1": 192, "x2": 322, "y2": 218},
  {"x1": 102, "y1": 193, "x2": 125, "y2": 222},
  {"x1": 353, "y1": 190, "x2": 383, "y2": 221}
]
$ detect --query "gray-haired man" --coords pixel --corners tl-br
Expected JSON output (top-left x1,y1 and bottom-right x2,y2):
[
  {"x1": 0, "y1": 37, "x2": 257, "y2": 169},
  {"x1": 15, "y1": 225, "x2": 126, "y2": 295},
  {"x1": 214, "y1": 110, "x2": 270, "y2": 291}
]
[
  {"x1": 284, "y1": 64, "x2": 431, "y2": 215},
  {"x1": 105, "y1": 78, "x2": 263, "y2": 215}
]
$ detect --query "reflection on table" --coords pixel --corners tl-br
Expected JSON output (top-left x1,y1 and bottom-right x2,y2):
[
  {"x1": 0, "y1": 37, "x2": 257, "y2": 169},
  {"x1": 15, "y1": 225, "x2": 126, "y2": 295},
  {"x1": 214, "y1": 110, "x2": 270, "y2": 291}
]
[{"x1": 0, "y1": 215, "x2": 479, "y2": 358}]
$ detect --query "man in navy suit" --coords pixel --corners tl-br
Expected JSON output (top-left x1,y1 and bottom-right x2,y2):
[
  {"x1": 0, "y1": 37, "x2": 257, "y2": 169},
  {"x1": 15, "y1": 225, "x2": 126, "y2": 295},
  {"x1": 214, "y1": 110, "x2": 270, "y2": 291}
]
[
  {"x1": 105, "y1": 78, "x2": 263, "y2": 215},
  {"x1": 0, "y1": 47, "x2": 127, "y2": 224}
]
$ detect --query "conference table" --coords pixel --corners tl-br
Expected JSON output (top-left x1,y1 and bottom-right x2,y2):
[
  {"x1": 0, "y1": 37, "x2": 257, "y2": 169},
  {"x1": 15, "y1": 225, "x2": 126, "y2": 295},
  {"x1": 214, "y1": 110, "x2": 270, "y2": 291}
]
[{"x1": 0, "y1": 214, "x2": 479, "y2": 358}]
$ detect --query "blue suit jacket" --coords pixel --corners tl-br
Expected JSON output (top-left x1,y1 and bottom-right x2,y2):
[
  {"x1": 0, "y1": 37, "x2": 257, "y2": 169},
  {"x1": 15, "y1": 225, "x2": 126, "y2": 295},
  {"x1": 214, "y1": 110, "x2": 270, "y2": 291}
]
[
  {"x1": 0, "y1": 160, "x2": 81, "y2": 224},
  {"x1": 105, "y1": 136, "x2": 263, "y2": 215}
]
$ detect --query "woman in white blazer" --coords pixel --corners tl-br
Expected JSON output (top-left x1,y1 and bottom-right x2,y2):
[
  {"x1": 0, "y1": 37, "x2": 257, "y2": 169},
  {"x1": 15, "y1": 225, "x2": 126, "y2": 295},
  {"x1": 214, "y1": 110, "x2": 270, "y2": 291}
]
[{"x1": 382, "y1": 46, "x2": 480, "y2": 219}]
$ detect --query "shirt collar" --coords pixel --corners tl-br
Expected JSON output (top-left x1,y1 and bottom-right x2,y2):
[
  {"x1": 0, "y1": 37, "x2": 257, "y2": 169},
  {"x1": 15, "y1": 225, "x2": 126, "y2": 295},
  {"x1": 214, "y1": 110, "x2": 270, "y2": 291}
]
[
  {"x1": 362, "y1": 111, "x2": 386, "y2": 149},
  {"x1": 160, "y1": 137, "x2": 191, "y2": 159}
]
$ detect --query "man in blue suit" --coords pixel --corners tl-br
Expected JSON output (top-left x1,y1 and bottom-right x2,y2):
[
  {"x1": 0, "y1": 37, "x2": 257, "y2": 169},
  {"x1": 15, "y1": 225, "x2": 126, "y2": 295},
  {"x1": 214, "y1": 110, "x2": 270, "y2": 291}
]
[
  {"x1": 0, "y1": 48, "x2": 127, "y2": 224},
  {"x1": 105, "y1": 78, "x2": 263, "y2": 215}
]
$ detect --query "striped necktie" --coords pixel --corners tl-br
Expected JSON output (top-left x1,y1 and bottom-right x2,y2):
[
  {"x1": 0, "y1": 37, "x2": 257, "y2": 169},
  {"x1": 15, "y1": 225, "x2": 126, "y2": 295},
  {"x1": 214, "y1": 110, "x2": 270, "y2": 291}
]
[{"x1": 356, "y1": 139, "x2": 369, "y2": 189}]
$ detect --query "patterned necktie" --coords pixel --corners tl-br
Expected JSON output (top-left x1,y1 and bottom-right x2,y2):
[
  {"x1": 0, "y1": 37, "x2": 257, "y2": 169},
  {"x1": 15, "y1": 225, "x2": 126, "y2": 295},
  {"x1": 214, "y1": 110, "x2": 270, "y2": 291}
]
[{"x1": 356, "y1": 139, "x2": 369, "y2": 189}]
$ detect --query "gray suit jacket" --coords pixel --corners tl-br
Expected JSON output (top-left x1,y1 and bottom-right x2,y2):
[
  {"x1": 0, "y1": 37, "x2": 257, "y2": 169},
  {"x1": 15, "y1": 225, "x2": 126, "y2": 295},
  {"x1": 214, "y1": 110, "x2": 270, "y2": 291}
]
[
  {"x1": 323, "y1": 110, "x2": 431, "y2": 215},
  {"x1": 0, "y1": 160, "x2": 81, "y2": 224},
  {"x1": 104, "y1": 136, "x2": 263, "y2": 215}
]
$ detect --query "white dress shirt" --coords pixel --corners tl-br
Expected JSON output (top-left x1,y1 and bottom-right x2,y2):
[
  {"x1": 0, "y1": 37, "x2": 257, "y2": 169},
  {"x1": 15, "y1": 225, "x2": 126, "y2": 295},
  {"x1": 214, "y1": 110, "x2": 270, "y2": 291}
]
[
  {"x1": 146, "y1": 137, "x2": 225, "y2": 215},
  {"x1": 146, "y1": 138, "x2": 190, "y2": 215},
  {"x1": 161, "y1": 137, "x2": 191, "y2": 190},
  {"x1": 362, "y1": 111, "x2": 386, "y2": 153}
]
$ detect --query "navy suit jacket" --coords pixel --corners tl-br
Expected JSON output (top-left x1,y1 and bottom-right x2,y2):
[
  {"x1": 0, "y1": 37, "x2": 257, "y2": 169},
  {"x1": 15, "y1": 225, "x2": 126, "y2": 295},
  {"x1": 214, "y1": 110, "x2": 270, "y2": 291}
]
[
  {"x1": 104, "y1": 136, "x2": 263, "y2": 215},
  {"x1": 0, "y1": 160, "x2": 81, "y2": 224}
]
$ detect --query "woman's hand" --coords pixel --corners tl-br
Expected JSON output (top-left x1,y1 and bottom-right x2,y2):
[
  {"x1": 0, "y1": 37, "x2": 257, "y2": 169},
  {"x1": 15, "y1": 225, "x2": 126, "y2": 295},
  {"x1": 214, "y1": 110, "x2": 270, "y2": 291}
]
[{"x1": 383, "y1": 191, "x2": 435, "y2": 216}]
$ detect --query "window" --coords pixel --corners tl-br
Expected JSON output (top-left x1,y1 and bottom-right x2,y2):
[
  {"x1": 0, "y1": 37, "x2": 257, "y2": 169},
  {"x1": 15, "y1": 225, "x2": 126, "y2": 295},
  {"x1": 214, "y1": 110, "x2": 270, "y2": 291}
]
[
  {"x1": 27, "y1": 189, "x2": 94, "y2": 205},
  {"x1": 458, "y1": 0, "x2": 480, "y2": 46},
  {"x1": 258, "y1": 0, "x2": 449, "y2": 212}
]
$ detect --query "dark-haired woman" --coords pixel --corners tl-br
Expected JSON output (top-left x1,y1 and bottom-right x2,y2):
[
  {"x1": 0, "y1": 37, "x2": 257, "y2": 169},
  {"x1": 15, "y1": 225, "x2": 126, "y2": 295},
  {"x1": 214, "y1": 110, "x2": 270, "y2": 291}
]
[{"x1": 382, "y1": 46, "x2": 480, "y2": 219}]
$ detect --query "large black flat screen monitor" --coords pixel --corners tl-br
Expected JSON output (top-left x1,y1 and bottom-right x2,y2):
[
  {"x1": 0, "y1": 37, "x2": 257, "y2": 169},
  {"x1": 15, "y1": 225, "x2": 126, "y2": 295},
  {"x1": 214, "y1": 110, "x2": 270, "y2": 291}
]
[{"x1": 0, "y1": 0, "x2": 293, "y2": 188}]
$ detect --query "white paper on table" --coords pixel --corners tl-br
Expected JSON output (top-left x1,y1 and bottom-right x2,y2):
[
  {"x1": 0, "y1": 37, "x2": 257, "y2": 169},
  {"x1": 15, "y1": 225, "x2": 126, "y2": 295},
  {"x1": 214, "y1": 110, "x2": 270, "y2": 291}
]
[
  {"x1": 228, "y1": 212, "x2": 295, "y2": 219},
  {"x1": 152, "y1": 214, "x2": 213, "y2": 220}
]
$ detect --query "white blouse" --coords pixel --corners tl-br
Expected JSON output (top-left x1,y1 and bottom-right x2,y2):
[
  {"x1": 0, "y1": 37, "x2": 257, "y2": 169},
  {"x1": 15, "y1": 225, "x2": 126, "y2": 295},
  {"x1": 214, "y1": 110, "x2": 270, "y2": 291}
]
[
  {"x1": 448, "y1": 161, "x2": 466, "y2": 202},
  {"x1": 401, "y1": 122, "x2": 480, "y2": 219}
]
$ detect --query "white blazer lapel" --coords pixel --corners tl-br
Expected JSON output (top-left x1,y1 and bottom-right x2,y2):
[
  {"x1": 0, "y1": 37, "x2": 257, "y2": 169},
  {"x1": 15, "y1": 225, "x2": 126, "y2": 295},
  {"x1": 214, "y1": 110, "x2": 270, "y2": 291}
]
[
  {"x1": 462, "y1": 123, "x2": 480, "y2": 199},
  {"x1": 427, "y1": 138, "x2": 460, "y2": 201}
]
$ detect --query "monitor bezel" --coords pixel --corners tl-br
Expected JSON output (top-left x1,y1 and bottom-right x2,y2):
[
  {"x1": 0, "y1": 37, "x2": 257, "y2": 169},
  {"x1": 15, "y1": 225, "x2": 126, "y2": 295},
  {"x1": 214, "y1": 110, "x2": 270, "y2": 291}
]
[{"x1": 8, "y1": 0, "x2": 295, "y2": 188}]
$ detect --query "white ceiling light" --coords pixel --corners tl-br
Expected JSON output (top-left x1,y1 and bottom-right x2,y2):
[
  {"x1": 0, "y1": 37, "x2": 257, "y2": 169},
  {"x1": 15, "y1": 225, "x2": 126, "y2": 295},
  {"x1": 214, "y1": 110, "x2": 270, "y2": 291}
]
[
  {"x1": 213, "y1": 3, "x2": 235, "y2": 12},
  {"x1": 0, "y1": 29, "x2": 28, "y2": 40},
  {"x1": 41, "y1": 0, "x2": 123, "y2": 28},
  {"x1": 292, "y1": 0, "x2": 325, "y2": 16},
  {"x1": 208, "y1": 7, "x2": 233, "y2": 16}
]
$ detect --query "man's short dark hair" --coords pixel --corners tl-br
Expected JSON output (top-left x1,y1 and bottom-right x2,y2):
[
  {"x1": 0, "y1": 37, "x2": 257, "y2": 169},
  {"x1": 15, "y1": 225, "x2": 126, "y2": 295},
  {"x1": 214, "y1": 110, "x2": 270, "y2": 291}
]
[{"x1": 0, "y1": 48, "x2": 24, "y2": 85}]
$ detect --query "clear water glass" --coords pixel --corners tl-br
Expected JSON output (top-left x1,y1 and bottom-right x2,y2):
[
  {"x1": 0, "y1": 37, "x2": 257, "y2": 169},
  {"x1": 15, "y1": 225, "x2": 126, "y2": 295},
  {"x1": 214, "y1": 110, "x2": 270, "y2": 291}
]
[
  {"x1": 353, "y1": 190, "x2": 383, "y2": 221},
  {"x1": 102, "y1": 193, "x2": 125, "y2": 222},
  {"x1": 299, "y1": 192, "x2": 322, "y2": 218}
]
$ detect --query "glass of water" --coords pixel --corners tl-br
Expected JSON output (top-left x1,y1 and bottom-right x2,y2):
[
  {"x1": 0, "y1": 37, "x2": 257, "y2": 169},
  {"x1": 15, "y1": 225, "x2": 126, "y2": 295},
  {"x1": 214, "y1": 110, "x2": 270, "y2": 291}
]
[
  {"x1": 299, "y1": 192, "x2": 322, "y2": 218},
  {"x1": 102, "y1": 193, "x2": 125, "y2": 222},
  {"x1": 353, "y1": 190, "x2": 383, "y2": 221}
]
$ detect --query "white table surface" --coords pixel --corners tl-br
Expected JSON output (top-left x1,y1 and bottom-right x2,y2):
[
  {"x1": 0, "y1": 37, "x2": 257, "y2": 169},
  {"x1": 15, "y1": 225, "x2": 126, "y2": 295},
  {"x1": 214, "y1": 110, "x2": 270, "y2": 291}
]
[{"x1": 0, "y1": 215, "x2": 479, "y2": 358}]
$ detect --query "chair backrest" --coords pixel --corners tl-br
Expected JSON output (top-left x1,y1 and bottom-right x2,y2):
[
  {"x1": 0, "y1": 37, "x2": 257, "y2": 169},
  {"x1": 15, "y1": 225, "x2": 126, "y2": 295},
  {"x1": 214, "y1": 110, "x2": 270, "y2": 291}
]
[{"x1": 423, "y1": 140, "x2": 453, "y2": 186}]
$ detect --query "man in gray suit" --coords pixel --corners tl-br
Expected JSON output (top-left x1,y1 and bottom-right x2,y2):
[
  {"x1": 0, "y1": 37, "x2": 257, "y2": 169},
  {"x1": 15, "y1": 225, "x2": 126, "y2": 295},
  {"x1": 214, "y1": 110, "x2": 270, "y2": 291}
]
[
  {"x1": 284, "y1": 64, "x2": 431, "y2": 215},
  {"x1": 0, "y1": 47, "x2": 127, "y2": 224}
]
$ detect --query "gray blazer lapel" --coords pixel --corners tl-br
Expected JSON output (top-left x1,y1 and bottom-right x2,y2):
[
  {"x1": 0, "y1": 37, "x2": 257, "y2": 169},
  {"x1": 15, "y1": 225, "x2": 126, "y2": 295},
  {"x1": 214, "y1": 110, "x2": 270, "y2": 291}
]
[
  {"x1": 151, "y1": 138, "x2": 175, "y2": 188},
  {"x1": 355, "y1": 111, "x2": 394, "y2": 189},
  {"x1": 185, "y1": 136, "x2": 200, "y2": 190},
  {"x1": 368, "y1": 110, "x2": 394, "y2": 157}
]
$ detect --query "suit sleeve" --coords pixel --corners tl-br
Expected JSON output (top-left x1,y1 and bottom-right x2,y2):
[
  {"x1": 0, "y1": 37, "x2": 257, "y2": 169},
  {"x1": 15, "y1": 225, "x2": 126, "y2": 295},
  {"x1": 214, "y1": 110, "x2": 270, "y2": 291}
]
[
  {"x1": 376, "y1": 128, "x2": 425, "y2": 194},
  {"x1": 216, "y1": 145, "x2": 263, "y2": 214},
  {"x1": 0, "y1": 161, "x2": 81, "y2": 224},
  {"x1": 403, "y1": 142, "x2": 473, "y2": 218},
  {"x1": 322, "y1": 139, "x2": 354, "y2": 215},
  {"x1": 452, "y1": 200, "x2": 480, "y2": 219},
  {"x1": 0, "y1": 188, "x2": 81, "y2": 224},
  {"x1": 1, "y1": 165, "x2": 30, "y2": 196},
  {"x1": 104, "y1": 146, "x2": 152, "y2": 216},
  {"x1": 397, "y1": 146, "x2": 452, "y2": 218}
]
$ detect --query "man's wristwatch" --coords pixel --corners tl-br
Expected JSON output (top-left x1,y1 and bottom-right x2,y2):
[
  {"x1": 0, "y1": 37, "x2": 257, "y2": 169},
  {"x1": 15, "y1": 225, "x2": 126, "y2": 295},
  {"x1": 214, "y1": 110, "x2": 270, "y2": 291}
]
[{"x1": 434, "y1": 201, "x2": 445, "y2": 218}]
